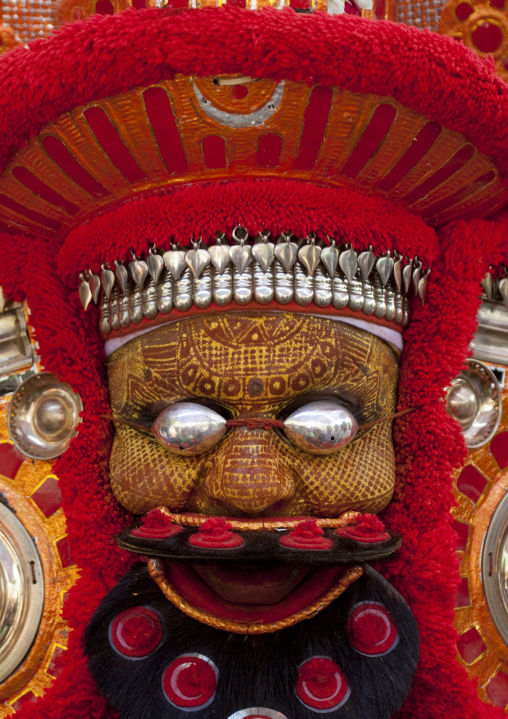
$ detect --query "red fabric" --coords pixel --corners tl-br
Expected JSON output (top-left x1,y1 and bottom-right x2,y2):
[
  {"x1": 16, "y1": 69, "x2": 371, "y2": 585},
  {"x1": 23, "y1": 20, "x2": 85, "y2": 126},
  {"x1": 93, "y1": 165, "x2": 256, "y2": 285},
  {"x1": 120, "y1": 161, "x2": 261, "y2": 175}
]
[
  {"x1": 188, "y1": 517, "x2": 244, "y2": 548},
  {"x1": 1, "y1": 189, "x2": 506, "y2": 719},
  {"x1": 280, "y1": 519, "x2": 333, "y2": 549},
  {"x1": 1, "y1": 7, "x2": 508, "y2": 178}
]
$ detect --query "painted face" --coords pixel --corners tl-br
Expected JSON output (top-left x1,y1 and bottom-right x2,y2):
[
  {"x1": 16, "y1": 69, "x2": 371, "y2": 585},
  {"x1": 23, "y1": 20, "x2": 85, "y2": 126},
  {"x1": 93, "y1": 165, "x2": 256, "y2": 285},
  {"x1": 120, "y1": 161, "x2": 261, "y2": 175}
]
[{"x1": 107, "y1": 312, "x2": 399, "y2": 519}]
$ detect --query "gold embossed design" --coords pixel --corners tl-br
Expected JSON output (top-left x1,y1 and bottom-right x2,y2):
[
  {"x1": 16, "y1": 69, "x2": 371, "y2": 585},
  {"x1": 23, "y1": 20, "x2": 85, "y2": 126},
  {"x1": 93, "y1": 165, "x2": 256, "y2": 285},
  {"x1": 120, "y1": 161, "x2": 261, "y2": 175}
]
[
  {"x1": 158, "y1": 508, "x2": 361, "y2": 529},
  {"x1": 452, "y1": 376, "x2": 508, "y2": 709},
  {"x1": 439, "y1": 0, "x2": 508, "y2": 83},
  {"x1": 1, "y1": 74, "x2": 506, "y2": 240},
  {"x1": 0, "y1": 413, "x2": 78, "y2": 715},
  {"x1": 147, "y1": 558, "x2": 363, "y2": 634},
  {"x1": 107, "y1": 312, "x2": 399, "y2": 517}
]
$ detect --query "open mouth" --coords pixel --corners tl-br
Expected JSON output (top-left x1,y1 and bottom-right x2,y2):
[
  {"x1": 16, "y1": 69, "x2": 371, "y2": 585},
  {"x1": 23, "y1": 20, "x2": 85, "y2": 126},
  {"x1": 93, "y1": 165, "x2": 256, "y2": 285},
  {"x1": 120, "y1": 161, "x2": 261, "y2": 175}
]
[
  {"x1": 191, "y1": 561, "x2": 313, "y2": 604},
  {"x1": 147, "y1": 557, "x2": 360, "y2": 632}
]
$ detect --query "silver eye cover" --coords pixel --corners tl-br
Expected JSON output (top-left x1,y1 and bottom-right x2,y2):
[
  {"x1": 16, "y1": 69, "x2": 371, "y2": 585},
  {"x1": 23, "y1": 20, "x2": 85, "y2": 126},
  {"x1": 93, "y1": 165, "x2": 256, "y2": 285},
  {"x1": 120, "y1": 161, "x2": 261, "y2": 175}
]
[
  {"x1": 283, "y1": 400, "x2": 358, "y2": 455},
  {"x1": 152, "y1": 402, "x2": 227, "y2": 456}
]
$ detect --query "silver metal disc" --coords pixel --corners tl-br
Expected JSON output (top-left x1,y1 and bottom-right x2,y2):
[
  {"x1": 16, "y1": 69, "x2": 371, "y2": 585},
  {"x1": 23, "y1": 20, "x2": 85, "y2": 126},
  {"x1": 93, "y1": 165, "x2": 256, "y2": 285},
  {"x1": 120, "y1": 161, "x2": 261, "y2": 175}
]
[
  {"x1": 226, "y1": 710, "x2": 288, "y2": 719},
  {"x1": 0, "y1": 502, "x2": 44, "y2": 683},
  {"x1": 8, "y1": 373, "x2": 82, "y2": 460},
  {"x1": 446, "y1": 359, "x2": 502, "y2": 448},
  {"x1": 482, "y1": 493, "x2": 508, "y2": 646}
]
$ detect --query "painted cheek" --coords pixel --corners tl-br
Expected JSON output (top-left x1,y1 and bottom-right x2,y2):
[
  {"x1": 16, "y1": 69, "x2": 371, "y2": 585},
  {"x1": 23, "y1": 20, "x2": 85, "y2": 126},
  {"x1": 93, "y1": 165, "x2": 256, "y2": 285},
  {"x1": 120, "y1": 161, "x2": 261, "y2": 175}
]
[
  {"x1": 291, "y1": 424, "x2": 396, "y2": 516},
  {"x1": 109, "y1": 427, "x2": 201, "y2": 514}
]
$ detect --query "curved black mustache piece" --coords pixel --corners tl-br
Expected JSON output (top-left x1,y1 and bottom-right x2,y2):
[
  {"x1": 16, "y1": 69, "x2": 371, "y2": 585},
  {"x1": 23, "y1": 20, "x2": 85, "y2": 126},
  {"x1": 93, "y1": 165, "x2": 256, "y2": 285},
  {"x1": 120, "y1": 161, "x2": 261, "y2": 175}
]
[
  {"x1": 85, "y1": 563, "x2": 419, "y2": 719},
  {"x1": 117, "y1": 525, "x2": 402, "y2": 564}
]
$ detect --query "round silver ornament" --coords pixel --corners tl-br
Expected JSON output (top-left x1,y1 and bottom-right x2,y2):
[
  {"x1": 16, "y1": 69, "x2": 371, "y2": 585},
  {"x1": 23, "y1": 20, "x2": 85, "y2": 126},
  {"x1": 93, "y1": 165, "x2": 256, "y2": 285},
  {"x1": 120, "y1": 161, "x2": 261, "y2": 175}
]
[{"x1": 8, "y1": 373, "x2": 83, "y2": 460}]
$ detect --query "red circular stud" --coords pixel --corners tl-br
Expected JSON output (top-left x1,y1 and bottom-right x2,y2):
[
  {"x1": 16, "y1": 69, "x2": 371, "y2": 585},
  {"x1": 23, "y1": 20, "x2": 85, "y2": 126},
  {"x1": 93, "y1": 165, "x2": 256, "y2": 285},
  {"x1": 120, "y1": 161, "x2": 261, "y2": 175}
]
[
  {"x1": 296, "y1": 656, "x2": 350, "y2": 711},
  {"x1": 189, "y1": 517, "x2": 243, "y2": 548},
  {"x1": 280, "y1": 520, "x2": 333, "y2": 550},
  {"x1": 110, "y1": 606, "x2": 163, "y2": 658},
  {"x1": 347, "y1": 601, "x2": 398, "y2": 656},
  {"x1": 455, "y1": 2, "x2": 474, "y2": 20},
  {"x1": 471, "y1": 21, "x2": 504, "y2": 53},
  {"x1": 162, "y1": 654, "x2": 218, "y2": 710}
]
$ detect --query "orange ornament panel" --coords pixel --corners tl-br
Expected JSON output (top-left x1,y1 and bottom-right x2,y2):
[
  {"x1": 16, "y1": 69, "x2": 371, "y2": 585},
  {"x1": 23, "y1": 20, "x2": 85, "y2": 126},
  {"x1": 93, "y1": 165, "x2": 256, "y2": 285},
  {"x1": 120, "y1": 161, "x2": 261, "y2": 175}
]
[{"x1": 1, "y1": 75, "x2": 506, "y2": 240}]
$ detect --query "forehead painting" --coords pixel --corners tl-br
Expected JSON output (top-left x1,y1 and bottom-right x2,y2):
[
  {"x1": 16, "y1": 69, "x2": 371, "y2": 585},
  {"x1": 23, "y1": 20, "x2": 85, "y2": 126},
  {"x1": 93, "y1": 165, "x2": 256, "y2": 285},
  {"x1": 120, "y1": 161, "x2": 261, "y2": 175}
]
[{"x1": 107, "y1": 311, "x2": 399, "y2": 517}]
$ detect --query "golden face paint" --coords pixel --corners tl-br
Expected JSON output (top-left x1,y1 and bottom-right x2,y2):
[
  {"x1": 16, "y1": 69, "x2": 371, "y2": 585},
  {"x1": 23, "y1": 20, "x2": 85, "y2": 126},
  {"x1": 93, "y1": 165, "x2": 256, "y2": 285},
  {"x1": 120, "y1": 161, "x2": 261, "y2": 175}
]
[{"x1": 107, "y1": 312, "x2": 399, "y2": 517}]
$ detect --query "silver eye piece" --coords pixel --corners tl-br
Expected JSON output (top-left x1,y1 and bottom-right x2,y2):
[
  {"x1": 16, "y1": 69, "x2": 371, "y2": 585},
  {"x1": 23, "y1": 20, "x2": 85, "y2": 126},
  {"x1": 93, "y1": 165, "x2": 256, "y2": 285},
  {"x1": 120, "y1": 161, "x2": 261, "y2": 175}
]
[
  {"x1": 283, "y1": 400, "x2": 358, "y2": 455},
  {"x1": 152, "y1": 402, "x2": 227, "y2": 456}
]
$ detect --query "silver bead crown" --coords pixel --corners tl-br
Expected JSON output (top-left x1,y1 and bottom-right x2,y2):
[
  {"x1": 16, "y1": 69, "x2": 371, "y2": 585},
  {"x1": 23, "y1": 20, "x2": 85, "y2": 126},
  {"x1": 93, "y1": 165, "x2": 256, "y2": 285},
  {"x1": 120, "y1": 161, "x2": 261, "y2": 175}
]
[
  {"x1": 481, "y1": 268, "x2": 508, "y2": 305},
  {"x1": 78, "y1": 227, "x2": 430, "y2": 335}
]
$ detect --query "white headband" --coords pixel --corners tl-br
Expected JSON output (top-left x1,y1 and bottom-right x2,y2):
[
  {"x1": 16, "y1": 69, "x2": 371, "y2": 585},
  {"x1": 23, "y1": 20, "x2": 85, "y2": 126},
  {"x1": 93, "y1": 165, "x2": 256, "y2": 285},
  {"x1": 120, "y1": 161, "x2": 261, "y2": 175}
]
[{"x1": 104, "y1": 313, "x2": 403, "y2": 357}]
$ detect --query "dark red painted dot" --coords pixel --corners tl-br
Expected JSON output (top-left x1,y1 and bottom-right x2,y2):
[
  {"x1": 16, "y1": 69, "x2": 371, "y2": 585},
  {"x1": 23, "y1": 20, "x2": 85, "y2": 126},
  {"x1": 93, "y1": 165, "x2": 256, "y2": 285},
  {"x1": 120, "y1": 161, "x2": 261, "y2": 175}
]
[
  {"x1": 455, "y1": 2, "x2": 474, "y2": 19},
  {"x1": 232, "y1": 84, "x2": 248, "y2": 99},
  {"x1": 347, "y1": 602, "x2": 398, "y2": 656},
  {"x1": 296, "y1": 657, "x2": 350, "y2": 711},
  {"x1": 491, "y1": 0, "x2": 505, "y2": 9},
  {"x1": 491, "y1": 432, "x2": 508, "y2": 469},
  {"x1": 163, "y1": 655, "x2": 217, "y2": 709},
  {"x1": 456, "y1": 626, "x2": 486, "y2": 664},
  {"x1": 95, "y1": 0, "x2": 114, "y2": 13},
  {"x1": 0, "y1": 442, "x2": 24, "y2": 479},
  {"x1": 10, "y1": 691, "x2": 37, "y2": 712},
  {"x1": 452, "y1": 519, "x2": 470, "y2": 552},
  {"x1": 47, "y1": 645, "x2": 67, "y2": 677},
  {"x1": 472, "y1": 21, "x2": 504, "y2": 52},
  {"x1": 486, "y1": 670, "x2": 508, "y2": 708},
  {"x1": 56, "y1": 537, "x2": 75, "y2": 568},
  {"x1": 110, "y1": 607, "x2": 163, "y2": 658},
  {"x1": 31, "y1": 477, "x2": 62, "y2": 517},
  {"x1": 457, "y1": 465, "x2": 488, "y2": 503},
  {"x1": 455, "y1": 577, "x2": 471, "y2": 608}
]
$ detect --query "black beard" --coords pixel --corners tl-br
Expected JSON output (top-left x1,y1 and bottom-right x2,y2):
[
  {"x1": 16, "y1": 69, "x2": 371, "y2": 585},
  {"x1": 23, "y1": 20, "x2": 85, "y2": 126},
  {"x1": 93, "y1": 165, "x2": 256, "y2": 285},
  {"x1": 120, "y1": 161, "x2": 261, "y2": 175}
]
[{"x1": 85, "y1": 563, "x2": 418, "y2": 719}]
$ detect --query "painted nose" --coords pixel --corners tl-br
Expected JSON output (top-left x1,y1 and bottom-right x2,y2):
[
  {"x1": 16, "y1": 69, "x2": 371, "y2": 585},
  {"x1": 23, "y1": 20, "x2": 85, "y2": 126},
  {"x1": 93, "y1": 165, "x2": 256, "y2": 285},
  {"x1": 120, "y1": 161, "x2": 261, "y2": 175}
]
[{"x1": 203, "y1": 426, "x2": 295, "y2": 515}]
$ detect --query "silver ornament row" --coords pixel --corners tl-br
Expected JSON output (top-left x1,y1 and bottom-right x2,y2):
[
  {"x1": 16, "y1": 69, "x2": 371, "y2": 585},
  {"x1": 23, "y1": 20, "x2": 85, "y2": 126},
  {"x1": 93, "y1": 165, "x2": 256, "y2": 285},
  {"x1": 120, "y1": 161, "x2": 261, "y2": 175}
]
[
  {"x1": 481, "y1": 268, "x2": 508, "y2": 305},
  {"x1": 78, "y1": 228, "x2": 430, "y2": 335}
]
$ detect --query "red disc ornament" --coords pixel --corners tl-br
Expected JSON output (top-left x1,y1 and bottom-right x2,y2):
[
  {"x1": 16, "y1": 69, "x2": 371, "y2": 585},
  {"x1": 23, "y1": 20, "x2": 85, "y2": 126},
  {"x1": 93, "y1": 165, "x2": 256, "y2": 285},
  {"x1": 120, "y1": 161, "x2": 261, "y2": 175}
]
[
  {"x1": 296, "y1": 656, "x2": 350, "y2": 711},
  {"x1": 347, "y1": 602, "x2": 399, "y2": 656},
  {"x1": 109, "y1": 606, "x2": 163, "y2": 658},
  {"x1": 162, "y1": 654, "x2": 218, "y2": 710},
  {"x1": 279, "y1": 520, "x2": 333, "y2": 550},
  {"x1": 189, "y1": 517, "x2": 244, "y2": 548},
  {"x1": 131, "y1": 508, "x2": 184, "y2": 538}
]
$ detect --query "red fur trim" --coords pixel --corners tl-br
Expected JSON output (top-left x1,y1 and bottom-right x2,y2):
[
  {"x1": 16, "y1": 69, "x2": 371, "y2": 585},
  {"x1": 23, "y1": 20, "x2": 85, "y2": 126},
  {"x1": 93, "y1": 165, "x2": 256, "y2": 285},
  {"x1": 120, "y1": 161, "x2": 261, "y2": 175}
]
[
  {"x1": 1, "y1": 7, "x2": 508, "y2": 177},
  {"x1": 3, "y1": 209, "x2": 508, "y2": 716},
  {"x1": 58, "y1": 180, "x2": 437, "y2": 287}
]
